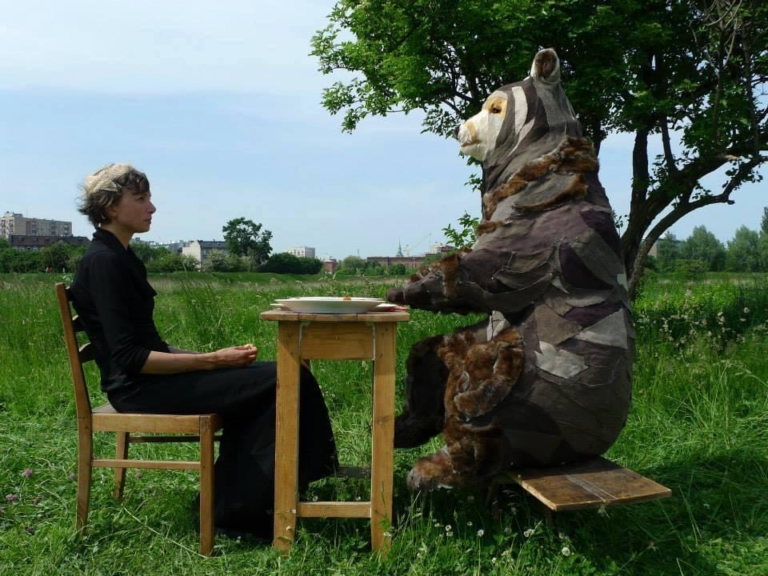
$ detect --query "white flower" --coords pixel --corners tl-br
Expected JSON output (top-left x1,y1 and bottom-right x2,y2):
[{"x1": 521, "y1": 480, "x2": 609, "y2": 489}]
[
  {"x1": 467, "y1": 520, "x2": 473, "y2": 527},
  {"x1": 477, "y1": 529, "x2": 484, "y2": 537},
  {"x1": 445, "y1": 524, "x2": 452, "y2": 532},
  {"x1": 491, "y1": 557, "x2": 497, "y2": 564},
  {"x1": 561, "y1": 546, "x2": 571, "y2": 557},
  {"x1": 524, "y1": 528, "x2": 534, "y2": 538},
  {"x1": 467, "y1": 495, "x2": 475, "y2": 503},
  {"x1": 744, "y1": 307, "x2": 750, "y2": 314}
]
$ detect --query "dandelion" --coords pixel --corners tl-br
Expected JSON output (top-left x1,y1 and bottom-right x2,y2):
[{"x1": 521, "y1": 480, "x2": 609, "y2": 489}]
[
  {"x1": 491, "y1": 557, "x2": 497, "y2": 564},
  {"x1": 69, "y1": 473, "x2": 76, "y2": 481},
  {"x1": 523, "y1": 528, "x2": 534, "y2": 538},
  {"x1": 23, "y1": 469, "x2": 33, "y2": 478},
  {"x1": 501, "y1": 550, "x2": 510, "y2": 557},
  {"x1": 744, "y1": 307, "x2": 750, "y2": 314},
  {"x1": 134, "y1": 472, "x2": 143, "y2": 479},
  {"x1": 445, "y1": 524, "x2": 452, "y2": 532},
  {"x1": 561, "y1": 546, "x2": 571, "y2": 557},
  {"x1": 383, "y1": 531, "x2": 392, "y2": 538},
  {"x1": 504, "y1": 527, "x2": 512, "y2": 534},
  {"x1": 312, "y1": 495, "x2": 318, "y2": 502},
  {"x1": 6, "y1": 494, "x2": 18, "y2": 502},
  {"x1": 467, "y1": 520, "x2": 473, "y2": 527},
  {"x1": 477, "y1": 529, "x2": 485, "y2": 537}
]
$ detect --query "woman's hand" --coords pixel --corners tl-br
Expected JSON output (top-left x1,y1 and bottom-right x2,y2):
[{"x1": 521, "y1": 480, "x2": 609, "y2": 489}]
[{"x1": 208, "y1": 344, "x2": 259, "y2": 368}]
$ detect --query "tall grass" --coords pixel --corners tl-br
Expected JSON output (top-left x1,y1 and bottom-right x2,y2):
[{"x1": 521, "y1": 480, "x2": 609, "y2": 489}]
[{"x1": 1, "y1": 273, "x2": 767, "y2": 575}]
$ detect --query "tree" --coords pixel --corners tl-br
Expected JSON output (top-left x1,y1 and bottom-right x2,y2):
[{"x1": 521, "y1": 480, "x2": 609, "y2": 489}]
[
  {"x1": 389, "y1": 263, "x2": 407, "y2": 275},
  {"x1": 338, "y1": 256, "x2": 366, "y2": 274},
  {"x1": 40, "y1": 242, "x2": 73, "y2": 272},
  {"x1": 202, "y1": 249, "x2": 231, "y2": 272},
  {"x1": 312, "y1": 0, "x2": 768, "y2": 297},
  {"x1": 759, "y1": 207, "x2": 768, "y2": 269},
  {"x1": 680, "y1": 226, "x2": 726, "y2": 271},
  {"x1": 145, "y1": 253, "x2": 198, "y2": 273},
  {"x1": 222, "y1": 218, "x2": 273, "y2": 268},
  {"x1": 726, "y1": 225, "x2": 761, "y2": 271},
  {"x1": 260, "y1": 253, "x2": 323, "y2": 274},
  {"x1": 655, "y1": 232, "x2": 682, "y2": 273}
]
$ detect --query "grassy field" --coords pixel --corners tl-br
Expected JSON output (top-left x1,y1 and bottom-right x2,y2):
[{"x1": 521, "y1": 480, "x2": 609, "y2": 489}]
[{"x1": 1, "y1": 273, "x2": 767, "y2": 575}]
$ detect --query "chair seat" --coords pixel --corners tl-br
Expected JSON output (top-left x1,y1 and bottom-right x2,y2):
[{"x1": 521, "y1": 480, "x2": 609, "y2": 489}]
[{"x1": 92, "y1": 403, "x2": 223, "y2": 434}]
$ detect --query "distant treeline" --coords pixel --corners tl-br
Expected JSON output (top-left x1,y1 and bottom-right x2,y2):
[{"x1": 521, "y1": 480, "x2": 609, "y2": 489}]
[{"x1": 651, "y1": 208, "x2": 768, "y2": 277}]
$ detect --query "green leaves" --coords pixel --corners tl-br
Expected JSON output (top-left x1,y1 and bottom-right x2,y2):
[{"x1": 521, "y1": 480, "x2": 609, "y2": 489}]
[{"x1": 222, "y1": 217, "x2": 273, "y2": 268}]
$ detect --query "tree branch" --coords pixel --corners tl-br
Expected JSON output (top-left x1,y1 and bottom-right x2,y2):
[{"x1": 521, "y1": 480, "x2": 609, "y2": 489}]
[{"x1": 627, "y1": 155, "x2": 763, "y2": 297}]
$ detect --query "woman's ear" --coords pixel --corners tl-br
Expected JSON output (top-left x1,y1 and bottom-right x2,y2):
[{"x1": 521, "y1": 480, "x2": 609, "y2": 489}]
[{"x1": 530, "y1": 48, "x2": 561, "y2": 83}]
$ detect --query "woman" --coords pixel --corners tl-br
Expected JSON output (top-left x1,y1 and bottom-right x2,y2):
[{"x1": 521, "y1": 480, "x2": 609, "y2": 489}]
[{"x1": 70, "y1": 163, "x2": 337, "y2": 540}]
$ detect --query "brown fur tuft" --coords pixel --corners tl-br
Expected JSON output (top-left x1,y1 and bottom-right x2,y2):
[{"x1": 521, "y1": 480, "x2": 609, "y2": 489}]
[
  {"x1": 440, "y1": 252, "x2": 462, "y2": 298},
  {"x1": 476, "y1": 220, "x2": 504, "y2": 237},
  {"x1": 483, "y1": 137, "x2": 597, "y2": 219}
]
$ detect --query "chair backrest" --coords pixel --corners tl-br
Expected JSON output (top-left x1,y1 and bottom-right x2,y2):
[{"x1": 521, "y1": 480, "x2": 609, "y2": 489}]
[{"x1": 55, "y1": 283, "x2": 97, "y2": 421}]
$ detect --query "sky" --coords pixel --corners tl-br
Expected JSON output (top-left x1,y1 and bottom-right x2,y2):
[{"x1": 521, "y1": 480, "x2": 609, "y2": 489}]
[{"x1": 1, "y1": 0, "x2": 765, "y2": 260}]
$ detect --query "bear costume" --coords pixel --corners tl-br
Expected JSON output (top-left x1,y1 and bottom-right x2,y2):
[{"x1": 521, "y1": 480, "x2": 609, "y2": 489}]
[{"x1": 388, "y1": 49, "x2": 634, "y2": 491}]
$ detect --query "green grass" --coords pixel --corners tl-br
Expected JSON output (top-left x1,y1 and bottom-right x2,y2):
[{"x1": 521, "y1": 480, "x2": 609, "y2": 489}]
[{"x1": 1, "y1": 273, "x2": 767, "y2": 575}]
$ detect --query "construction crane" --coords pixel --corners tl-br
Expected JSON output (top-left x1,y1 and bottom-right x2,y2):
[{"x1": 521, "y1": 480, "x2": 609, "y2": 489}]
[{"x1": 404, "y1": 232, "x2": 432, "y2": 257}]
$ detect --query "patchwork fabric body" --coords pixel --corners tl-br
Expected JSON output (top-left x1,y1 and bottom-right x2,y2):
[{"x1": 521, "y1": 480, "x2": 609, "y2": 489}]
[{"x1": 389, "y1": 51, "x2": 633, "y2": 491}]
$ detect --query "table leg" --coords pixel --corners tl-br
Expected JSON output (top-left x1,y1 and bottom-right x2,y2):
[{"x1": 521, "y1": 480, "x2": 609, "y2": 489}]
[
  {"x1": 371, "y1": 323, "x2": 396, "y2": 553},
  {"x1": 274, "y1": 322, "x2": 302, "y2": 553}
]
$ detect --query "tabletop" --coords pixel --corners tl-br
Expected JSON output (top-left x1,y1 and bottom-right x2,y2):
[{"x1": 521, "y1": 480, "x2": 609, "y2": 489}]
[{"x1": 260, "y1": 310, "x2": 411, "y2": 323}]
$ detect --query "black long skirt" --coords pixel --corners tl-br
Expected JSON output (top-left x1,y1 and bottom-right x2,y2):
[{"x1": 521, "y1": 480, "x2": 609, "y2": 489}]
[{"x1": 107, "y1": 362, "x2": 338, "y2": 538}]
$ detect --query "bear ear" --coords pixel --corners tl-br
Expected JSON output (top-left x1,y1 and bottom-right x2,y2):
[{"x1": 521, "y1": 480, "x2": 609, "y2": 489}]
[{"x1": 530, "y1": 48, "x2": 560, "y2": 83}]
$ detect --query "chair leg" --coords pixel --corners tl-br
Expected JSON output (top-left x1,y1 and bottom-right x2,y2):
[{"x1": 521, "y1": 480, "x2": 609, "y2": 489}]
[
  {"x1": 199, "y1": 418, "x2": 215, "y2": 556},
  {"x1": 114, "y1": 432, "x2": 129, "y2": 499},
  {"x1": 76, "y1": 429, "x2": 93, "y2": 532}
]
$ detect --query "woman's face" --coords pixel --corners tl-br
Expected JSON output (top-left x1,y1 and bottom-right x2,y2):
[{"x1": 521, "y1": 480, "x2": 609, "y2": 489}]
[{"x1": 108, "y1": 189, "x2": 156, "y2": 234}]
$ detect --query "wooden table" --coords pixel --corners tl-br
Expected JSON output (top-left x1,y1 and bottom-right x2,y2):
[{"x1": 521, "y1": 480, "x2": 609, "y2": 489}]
[{"x1": 260, "y1": 309, "x2": 410, "y2": 554}]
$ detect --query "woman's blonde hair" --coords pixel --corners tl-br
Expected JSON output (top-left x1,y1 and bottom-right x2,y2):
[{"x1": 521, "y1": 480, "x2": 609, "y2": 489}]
[{"x1": 78, "y1": 163, "x2": 150, "y2": 228}]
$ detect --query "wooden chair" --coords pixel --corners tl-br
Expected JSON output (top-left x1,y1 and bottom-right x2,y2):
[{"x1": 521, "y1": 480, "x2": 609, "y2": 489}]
[{"x1": 55, "y1": 283, "x2": 222, "y2": 555}]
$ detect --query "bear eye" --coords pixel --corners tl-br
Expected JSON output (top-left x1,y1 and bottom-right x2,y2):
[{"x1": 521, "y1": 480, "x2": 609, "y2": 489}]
[{"x1": 490, "y1": 104, "x2": 502, "y2": 114}]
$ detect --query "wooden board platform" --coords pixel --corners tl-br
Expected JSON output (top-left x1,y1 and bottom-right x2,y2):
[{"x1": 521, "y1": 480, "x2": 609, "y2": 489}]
[{"x1": 493, "y1": 457, "x2": 671, "y2": 512}]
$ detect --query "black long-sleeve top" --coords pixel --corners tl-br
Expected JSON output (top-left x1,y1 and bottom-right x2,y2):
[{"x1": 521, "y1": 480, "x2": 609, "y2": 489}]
[{"x1": 70, "y1": 229, "x2": 170, "y2": 393}]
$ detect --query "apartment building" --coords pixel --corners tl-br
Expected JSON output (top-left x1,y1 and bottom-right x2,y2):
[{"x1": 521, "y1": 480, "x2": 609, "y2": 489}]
[
  {"x1": 1, "y1": 212, "x2": 72, "y2": 240},
  {"x1": 287, "y1": 246, "x2": 316, "y2": 259},
  {"x1": 181, "y1": 240, "x2": 229, "y2": 268}
]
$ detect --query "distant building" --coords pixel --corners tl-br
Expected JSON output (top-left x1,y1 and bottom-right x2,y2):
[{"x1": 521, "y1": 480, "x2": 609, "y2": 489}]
[
  {"x1": 9, "y1": 235, "x2": 89, "y2": 251},
  {"x1": 288, "y1": 246, "x2": 316, "y2": 259},
  {"x1": 366, "y1": 255, "x2": 427, "y2": 269},
  {"x1": 367, "y1": 245, "x2": 455, "y2": 269},
  {"x1": 322, "y1": 258, "x2": 338, "y2": 273},
  {"x1": 181, "y1": 240, "x2": 229, "y2": 268},
  {"x1": 148, "y1": 240, "x2": 185, "y2": 255},
  {"x1": 1, "y1": 211, "x2": 72, "y2": 240}
]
